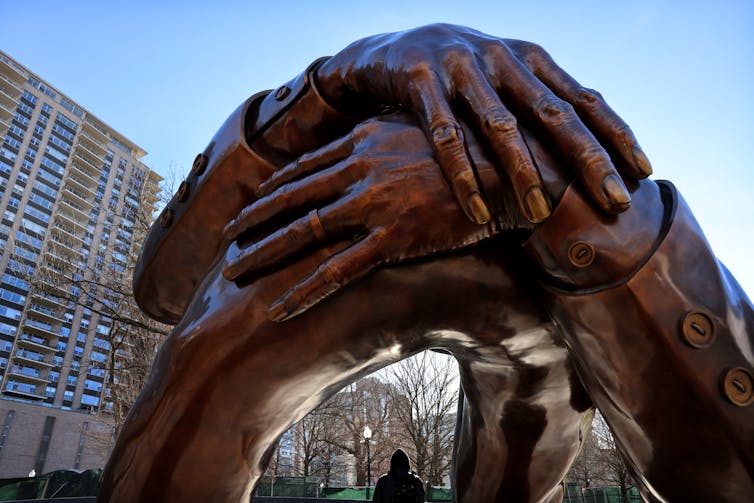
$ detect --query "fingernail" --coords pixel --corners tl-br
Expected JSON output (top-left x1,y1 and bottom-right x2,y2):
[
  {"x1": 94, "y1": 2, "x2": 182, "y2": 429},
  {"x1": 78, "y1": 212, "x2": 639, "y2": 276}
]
[
  {"x1": 602, "y1": 174, "x2": 631, "y2": 212},
  {"x1": 222, "y1": 263, "x2": 238, "y2": 281},
  {"x1": 223, "y1": 221, "x2": 236, "y2": 238},
  {"x1": 466, "y1": 193, "x2": 491, "y2": 224},
  {"x1": 632, "y1": 147, "x2": 653, "y2": 177},
  {"x1": 267, "y1": 300, "x2": 289, "y2": 322},
  {"x1": 524, "y1": 187, "x2": 551, "y2": 223}
]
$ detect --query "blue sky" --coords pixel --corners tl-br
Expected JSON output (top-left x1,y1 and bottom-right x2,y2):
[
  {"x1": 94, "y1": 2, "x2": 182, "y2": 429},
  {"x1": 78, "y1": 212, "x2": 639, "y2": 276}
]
[{"x1": 2, "y1": 0, "x2": 753, "y2": 293}]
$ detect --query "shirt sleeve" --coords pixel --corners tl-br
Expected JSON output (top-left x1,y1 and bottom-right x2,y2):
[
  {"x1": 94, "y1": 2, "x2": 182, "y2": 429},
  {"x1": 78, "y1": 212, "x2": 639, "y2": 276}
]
[{"x1": 524, "y1": 178, "x2": 754, "y2": 500}]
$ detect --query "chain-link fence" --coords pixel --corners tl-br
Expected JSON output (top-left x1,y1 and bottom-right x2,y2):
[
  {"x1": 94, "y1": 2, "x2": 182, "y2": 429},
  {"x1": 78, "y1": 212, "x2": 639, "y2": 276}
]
[
  {"x1": 0, "y1": 469, "x2": 101, "y2": 500},
  {"x1": 563, "y1": 482, "x2": 642, "y2": 503}
]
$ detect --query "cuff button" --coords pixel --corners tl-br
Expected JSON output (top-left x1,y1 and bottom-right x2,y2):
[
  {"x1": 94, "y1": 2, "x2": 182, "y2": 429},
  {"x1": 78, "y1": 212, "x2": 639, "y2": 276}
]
[
  {"x1": 192, "y1": 153, "x2": 209, "y2": 176},
  {"x1": 176, "y1": 181, "x2": 190, "y2": 202},
  {"x1": 680, "y1": 311, "x2": 715, "y2": 348},
  {"x1": 722, "y1": 368, "x2": 753, "y2": 407},
  {"x1": 568, "y1": 241, "x2": 595, "y2": 268},
  {"x1": 159, "y1": 208, "x2": 174, "y2": 228},
  {"x1": 274, "y1": 85, "x2": 291, "y2": 101}
]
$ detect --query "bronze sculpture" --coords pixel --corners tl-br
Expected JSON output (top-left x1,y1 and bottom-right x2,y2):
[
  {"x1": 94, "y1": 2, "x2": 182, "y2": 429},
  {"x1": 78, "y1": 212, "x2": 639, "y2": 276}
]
[{"x1": 100, "y1": 25, "x2": 753, "y2": 502}]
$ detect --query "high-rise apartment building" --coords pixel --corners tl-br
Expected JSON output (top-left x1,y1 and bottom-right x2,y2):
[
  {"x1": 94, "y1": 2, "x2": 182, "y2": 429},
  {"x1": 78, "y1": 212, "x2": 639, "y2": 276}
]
[{"x1": 0, "y1": 51, "x2": 162, "y2": 476}]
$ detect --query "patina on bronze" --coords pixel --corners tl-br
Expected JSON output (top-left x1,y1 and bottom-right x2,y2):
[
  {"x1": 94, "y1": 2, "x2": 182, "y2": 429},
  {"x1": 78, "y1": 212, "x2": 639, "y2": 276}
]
[{"x1": 101, "y1": 25, "x2": 753, "y2": 502}]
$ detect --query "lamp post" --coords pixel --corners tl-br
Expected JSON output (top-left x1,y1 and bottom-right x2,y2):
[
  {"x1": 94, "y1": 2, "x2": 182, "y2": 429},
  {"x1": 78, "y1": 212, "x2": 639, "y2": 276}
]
[{"x1": 363, "y1": 425, "x2": 372, "y2": 500}]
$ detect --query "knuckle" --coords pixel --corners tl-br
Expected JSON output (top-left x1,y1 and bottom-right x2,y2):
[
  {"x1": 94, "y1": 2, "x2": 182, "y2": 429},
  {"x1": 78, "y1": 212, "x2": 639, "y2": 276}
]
[
  {"x1": 431, "y1": 122, "x2": 463, "y2": 147},
  {"x1": 534, "y1": 95, "x2": 575, "y2": 125},
  {"x1": 485, "y1": 109, "x2": 518, "y2": 135},
  {"x1": 371, "y1": 228, "x2": 390, "y2": 260},
  {"x1": 523, "y1": 42, "x2": 549, "y2": 63},
  {"x1": 296, "y1": 151, "x2": 313, "y2": 166},
  {"x1": 444, "y1": 46, "x2": 475, "y2": 70},
  {"x1": 277, "y1": 187, "x2": 293, "y2": 206},
  {"x1": 573, "y1": 87, "x2": 603, "y2": 107},
  {"x1": 576, "y1": 146, "x2": 610, "y2": 168},
  {"x1": 407, "y1": 61, "x2": 434, "y2": 83},
  {"x1": 451, "y1": 169, "x2": 476, "y2": 187},
  {"x1": 317, "y1": 261, "x2": 343, "y2": 286},
  {"x1": 353, "y1": 122, "x2": 377, "y2": 140}
]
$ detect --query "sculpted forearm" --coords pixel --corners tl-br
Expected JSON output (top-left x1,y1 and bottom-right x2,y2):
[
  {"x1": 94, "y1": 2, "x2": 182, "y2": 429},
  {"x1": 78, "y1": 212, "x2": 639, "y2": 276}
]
[{"x1": 525, "y1": 179, "x2": 754, "y2": 499}]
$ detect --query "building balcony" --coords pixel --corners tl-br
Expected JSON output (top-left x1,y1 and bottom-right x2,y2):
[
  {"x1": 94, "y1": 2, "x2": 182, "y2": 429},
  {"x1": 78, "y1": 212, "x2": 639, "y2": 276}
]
[
  {"x1": 8, "y1": 365, "x2": 49, "y2": 384},
  {"x1": 0, "y1": 86, "x2": 16, "y2": 108},
  {"x1": 3, "y1": 381, "x2": 45, "y2": 400},
  {"x1": 58, "y1": 197, "x2": 91, "y2": 221},
  {"x1": 21, "y1": 322, "x2": 61, "y2": 344},
  {"x1": 72, "y1": 143, "x2": 104, "y2": 170},
  {"x1": 14, "y1": 349, "x2": 55, "y2": 367},
  {"x1": 47, "y1": 236, "x2": 84, "y2": 259},
  {"x1": 63, "y1": 173, "x2": 96, "y2": 197},
  {"x1": 0, "y1": 59, "x2": 25, "y2": 86},
  {"x1": 0, "y1": 99, "x2": 13, "y2": 123},
  {"x1": 18, "y1": 331, "x2": 57, "y2": 352},
  {"x1": 147, "y1": 169, "x2": 163, "y2": 184},
  {"x1": 50, "y1": 224, "x2": 85, "y2": 246},
  {"x1": 56, "y1": 205, "x2": 89, "y2": 228},
  {"x1": 78, "y1": 133, "x2": 107, "y2": 157},
  {"x1": 42, "y1": 246, "x2": 80, "y2": 267},
  {"x1": 71, "y1": 158, "x2": 101, "y2": 185},
  {"x1": 37, "y1": 276, "x2": 69, "y2": 296},
  {"x1": 71, "y1": 150, "x2": 101, "y2": 178},
  {"x1": 0, "y1": 74, "x2": 22, "y2": 99},
  {"x1": 31, "y1": 290, "x2": 68, "y2": 310},
  {"x1": 82, "y1": 119, "x2": 109, "y2": 144},
  {"x1": 68, "y1": 162, "x2": 99, "y2": 187},
  {"x1": 27, "y1": 304, "x2": 66, "y2": 324},
  {"x1": 54, "y1": 209, "x2": 87, "y2": 232},
  {"x1": 0, "y1": 116, "x2": 10, "y2": 136},
  {"x1": 62, "y1": 186, "x2": 95, "y2": 209}
]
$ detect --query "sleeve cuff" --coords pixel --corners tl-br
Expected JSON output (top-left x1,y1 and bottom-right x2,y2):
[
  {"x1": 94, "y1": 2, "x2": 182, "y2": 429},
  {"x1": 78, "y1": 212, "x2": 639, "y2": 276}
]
[{"x1": 523, "y1": 178, "x2": 674, "y2": 292}]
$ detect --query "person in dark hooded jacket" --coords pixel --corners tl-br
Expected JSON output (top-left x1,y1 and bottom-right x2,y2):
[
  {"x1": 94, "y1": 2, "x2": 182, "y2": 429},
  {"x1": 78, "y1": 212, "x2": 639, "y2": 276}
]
[{"x1": 372, "y1": 449, "x2": 425, "y2": 503}]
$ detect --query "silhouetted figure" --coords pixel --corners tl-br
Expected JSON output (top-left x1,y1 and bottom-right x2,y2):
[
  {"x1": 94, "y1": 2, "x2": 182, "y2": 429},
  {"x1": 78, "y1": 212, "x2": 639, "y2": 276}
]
[{"x1": 372, "y1": 449, "x2": 425, "y2": 503}]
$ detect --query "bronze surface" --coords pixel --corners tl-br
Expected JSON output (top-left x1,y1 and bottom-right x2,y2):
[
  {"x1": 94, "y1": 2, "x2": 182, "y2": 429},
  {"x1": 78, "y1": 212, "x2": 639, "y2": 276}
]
[{"x1": 104, "y1": 25, "x2": 753, "y2": 502}]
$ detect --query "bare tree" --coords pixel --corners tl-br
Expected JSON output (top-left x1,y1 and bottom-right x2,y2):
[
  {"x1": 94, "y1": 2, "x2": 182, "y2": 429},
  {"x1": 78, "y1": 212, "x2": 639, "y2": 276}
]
[
  {"x1": 386, "y1": 351, "x2": 458, "y2": 490},
  {"x1": 24, "y1": 170, "x2": 172, "y2": 436},
  {"x1": 567, "y1": 411, "x2": 634, "y2": 501},
  {"x1": 322, "y1": 377, "x2": 396, "y2": 486},
  {"x1": 294, "y1": 405, "x2": 329, "y2": 477},
  {"x1": 590, "y1": 412, "x2": 634, "y2": 502}
]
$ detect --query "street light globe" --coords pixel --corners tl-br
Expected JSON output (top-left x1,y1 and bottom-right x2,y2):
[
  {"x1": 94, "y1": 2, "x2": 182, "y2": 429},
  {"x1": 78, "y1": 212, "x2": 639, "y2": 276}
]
[{"x1": 363, "y1": 425, "x2": 372, "y2": 440}]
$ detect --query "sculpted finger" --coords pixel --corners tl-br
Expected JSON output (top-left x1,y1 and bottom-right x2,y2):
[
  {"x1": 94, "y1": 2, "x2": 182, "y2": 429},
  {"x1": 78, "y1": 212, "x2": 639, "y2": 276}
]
[
  {"x1": 508, "y1": 41, "x2": 651, "y2": 179},
  {"x1": 483, "y1": 42, "x2": 630, "y2": 214},
  {"x1": 223, "y1": 203, "x2": 358, "y2": 281},
  {"x1": 224, "y1": 159, "x2": 361, "y2": 241},
  {"x1": 257, "y1": 133, "x2": 355, "y2": 197},
  {"x1": 410, "y1": 73, "x2": 490, "y2": 224},
  {"x1": 267, "y1": 231, "x2": 386, "y2": 322},
  {"x1": 454, "y1": 60, "x2": 550, "y2": 223}
]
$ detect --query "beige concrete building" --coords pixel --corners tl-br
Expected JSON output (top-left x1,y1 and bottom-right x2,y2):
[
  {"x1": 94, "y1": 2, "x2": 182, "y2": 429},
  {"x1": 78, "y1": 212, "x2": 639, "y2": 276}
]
[{"x1": 0, "y1": 51, "x2": 161, "y2": 477}]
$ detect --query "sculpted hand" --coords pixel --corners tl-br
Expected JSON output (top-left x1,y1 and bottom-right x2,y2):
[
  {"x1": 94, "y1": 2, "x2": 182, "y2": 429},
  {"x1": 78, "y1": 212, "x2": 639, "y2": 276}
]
[
  {"x1": 316, "y1": 24, "x2": 651, "y2": 223},
  {"x1": 222, "y1": 113, "x2": 532, "y2": 321}
]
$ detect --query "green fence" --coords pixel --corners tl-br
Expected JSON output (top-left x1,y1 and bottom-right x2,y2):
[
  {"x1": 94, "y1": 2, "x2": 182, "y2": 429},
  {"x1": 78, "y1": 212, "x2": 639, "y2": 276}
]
[
  {"x1": 0, "y1": 472, "x2": 641, "y2": 502},
  {"x1": 0, "y1": 469, "x2": 101, "y2": 500},
  {"x1": 254, "y1": 478, "x2": 452, "y2": 500},
  {"x1": 563, "y1": 482, "x2": 642, "y2": 503}
]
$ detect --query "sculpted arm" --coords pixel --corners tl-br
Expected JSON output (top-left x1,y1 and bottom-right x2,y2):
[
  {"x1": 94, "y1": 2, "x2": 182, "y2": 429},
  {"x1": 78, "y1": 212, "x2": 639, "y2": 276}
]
[
  {"x1": 104, "y1": 113, "x2": 593, "y2": 502},
  {"x1": 226, "y1": 111, "x2": 754, "y2": 500},
  {"x1": 136, "y1": 25, "x2": 650, "y2": 324}
]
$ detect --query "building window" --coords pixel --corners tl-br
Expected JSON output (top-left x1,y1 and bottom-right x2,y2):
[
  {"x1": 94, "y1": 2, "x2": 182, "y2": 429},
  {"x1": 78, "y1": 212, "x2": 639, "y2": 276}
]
[{"x1": 80, "y1": 394, "x2": 99, "y2": 407}]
